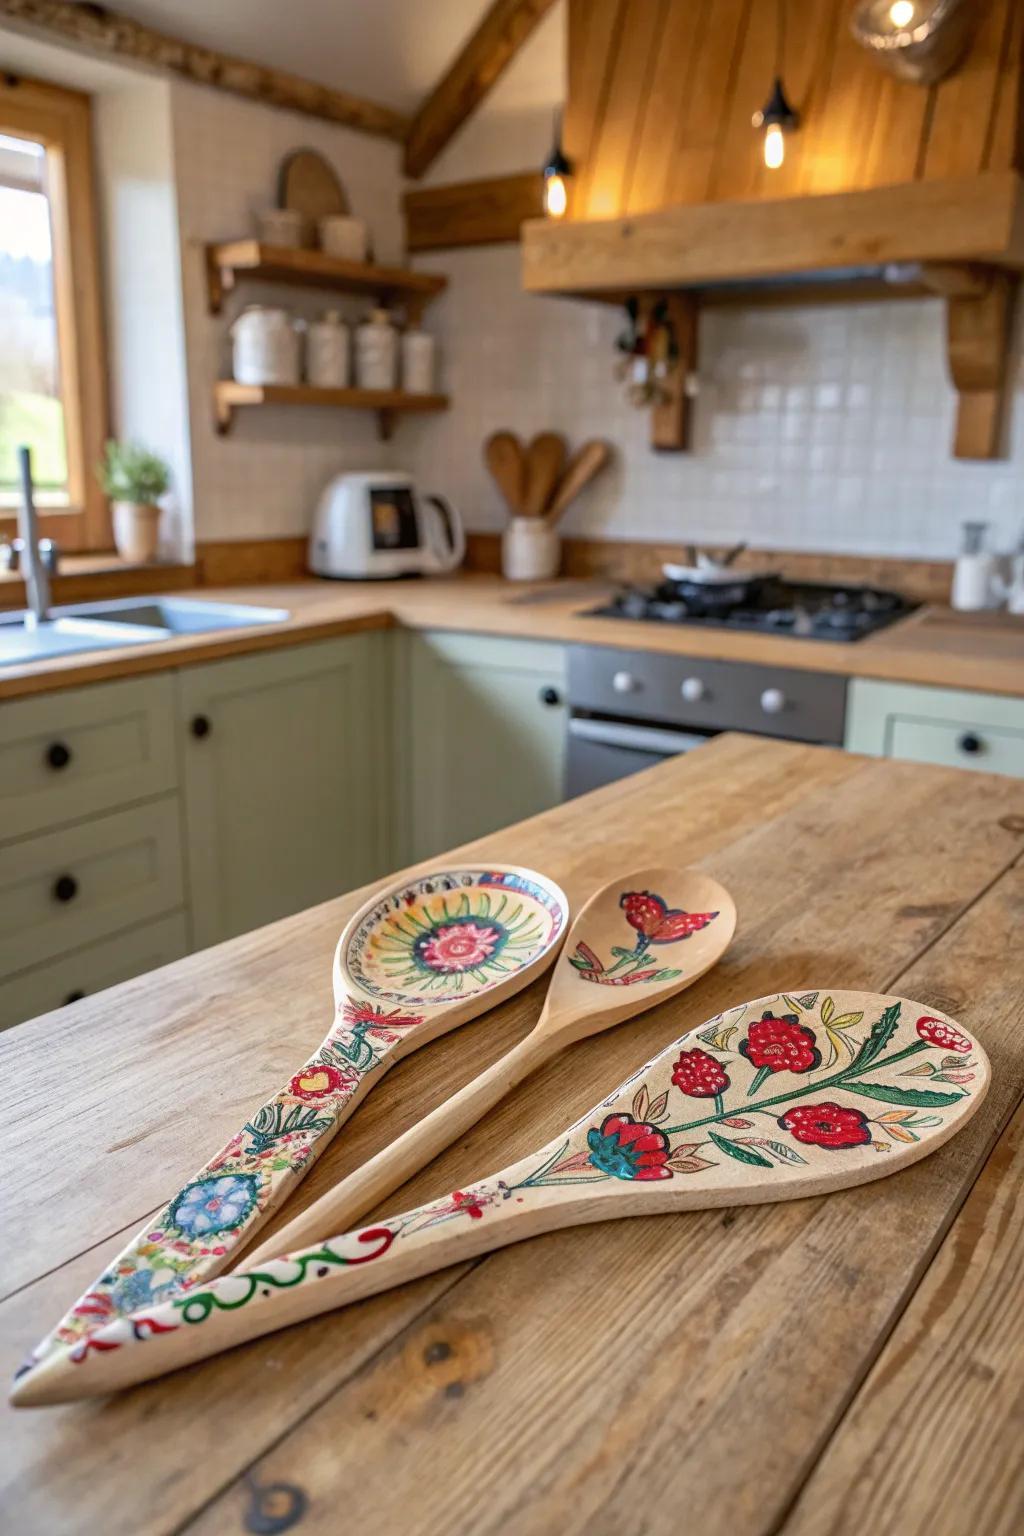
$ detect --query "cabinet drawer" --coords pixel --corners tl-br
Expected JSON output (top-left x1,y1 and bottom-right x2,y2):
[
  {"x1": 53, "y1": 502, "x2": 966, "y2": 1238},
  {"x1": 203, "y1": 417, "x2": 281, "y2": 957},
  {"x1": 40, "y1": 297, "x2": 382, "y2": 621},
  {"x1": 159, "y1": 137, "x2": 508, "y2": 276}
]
[
  {"x1": 846, "y1": 678, "x2": 1024, "y2": 780},
  {"x1": 0, "y1": 797, "x2": 184, "y2": 975},
  {"x1": 889, "y1": 717, "x2": 1024, "y2": 776},
  {"x1": 0, "y1": 674, "x2": 177, "y2": 842},
  {"x1": 0, "y1": 911, "x2": 189, "y2": 1032}
]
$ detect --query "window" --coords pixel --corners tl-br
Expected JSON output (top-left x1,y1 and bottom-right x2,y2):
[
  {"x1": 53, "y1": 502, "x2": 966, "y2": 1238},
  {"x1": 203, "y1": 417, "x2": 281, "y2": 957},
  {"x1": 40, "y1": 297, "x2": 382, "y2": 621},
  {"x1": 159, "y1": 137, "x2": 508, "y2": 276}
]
[{"x1": 0, "y1": 76, "x2": 109, "y2": 550}]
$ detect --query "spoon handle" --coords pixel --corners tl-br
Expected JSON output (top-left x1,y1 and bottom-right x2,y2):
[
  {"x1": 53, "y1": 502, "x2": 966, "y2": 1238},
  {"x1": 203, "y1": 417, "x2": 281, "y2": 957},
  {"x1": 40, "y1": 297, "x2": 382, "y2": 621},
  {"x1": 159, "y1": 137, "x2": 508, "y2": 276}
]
[{"x1": 241, "y1": 1028, "x2": 553, "y2": 1267}]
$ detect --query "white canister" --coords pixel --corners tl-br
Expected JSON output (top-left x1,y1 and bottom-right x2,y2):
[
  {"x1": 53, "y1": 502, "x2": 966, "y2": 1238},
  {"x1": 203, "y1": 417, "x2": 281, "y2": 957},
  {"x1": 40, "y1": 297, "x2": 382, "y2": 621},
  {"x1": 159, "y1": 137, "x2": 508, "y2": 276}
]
[
  {"x1": 306, "y1": 309, "x2": 350, "y2": 388},
  {"x1": 502, "y1": 517, "x2": 561, "y2": 582},
  {"x1": 256, "y1": 207, "x2": 304, "y2": 248},
  {"x1": 355, "y1": 308, "x2": 398, "y2": 391},
  {"x1": 318, "y1": 215, "x2": 369, "y2": 262},
  {"x1": 401, "y1": 327, "x2": 436, "y2": 394},
  {"x1": 230, "y1": 306, "x2": 301, "y2": 386}
]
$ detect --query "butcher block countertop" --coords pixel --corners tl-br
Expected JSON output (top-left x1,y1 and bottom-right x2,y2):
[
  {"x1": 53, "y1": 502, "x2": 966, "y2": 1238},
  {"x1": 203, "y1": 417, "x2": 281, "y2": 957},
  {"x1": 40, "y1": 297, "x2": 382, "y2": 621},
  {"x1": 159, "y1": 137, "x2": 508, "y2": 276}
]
[
  {"x1": 3, "y1": 734, "x2": 1023, "y2": 1536},
  {"x1": 2, "y1": 575, "x2": 1023, "y2": 700}
]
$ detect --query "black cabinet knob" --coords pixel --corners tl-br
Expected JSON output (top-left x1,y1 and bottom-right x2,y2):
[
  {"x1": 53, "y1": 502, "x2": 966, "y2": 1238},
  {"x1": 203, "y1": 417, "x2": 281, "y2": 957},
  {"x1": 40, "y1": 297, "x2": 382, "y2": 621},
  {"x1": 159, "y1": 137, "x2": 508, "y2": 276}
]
[
  {"x1": 539, "y1": 686, "x2": 562, "y2": 707},
  {"x1": 958, "y1": 732, "x2": 983, "y2": 756},
  {"x1": 53, "y1": 873, "x2": 78, "y2": 903},
  {"x1": 63, "y1": 989, "x2": 85, "y2": 1006},
  {"x1": 46, "y1": 741, "x2": 71, "y2": 770},
  {"x1": 191, "y1": 714, "x2": 211, "y2": 739}
]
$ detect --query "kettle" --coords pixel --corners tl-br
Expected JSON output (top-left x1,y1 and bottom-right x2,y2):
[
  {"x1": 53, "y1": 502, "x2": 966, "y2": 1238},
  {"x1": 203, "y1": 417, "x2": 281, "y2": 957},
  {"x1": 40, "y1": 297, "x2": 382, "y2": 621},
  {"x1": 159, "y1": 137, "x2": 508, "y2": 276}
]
[{"x1": 308, "y1": 471, "x2": 465, "y2": 580}]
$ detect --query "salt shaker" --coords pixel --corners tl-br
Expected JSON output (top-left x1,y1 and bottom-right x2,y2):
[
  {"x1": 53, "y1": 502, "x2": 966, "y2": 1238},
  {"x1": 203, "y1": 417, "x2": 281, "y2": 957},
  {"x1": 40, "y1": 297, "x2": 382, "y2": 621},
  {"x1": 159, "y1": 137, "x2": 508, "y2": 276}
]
[{"x1": 951, "y1": 521, "x2": 997, "y2": 612}]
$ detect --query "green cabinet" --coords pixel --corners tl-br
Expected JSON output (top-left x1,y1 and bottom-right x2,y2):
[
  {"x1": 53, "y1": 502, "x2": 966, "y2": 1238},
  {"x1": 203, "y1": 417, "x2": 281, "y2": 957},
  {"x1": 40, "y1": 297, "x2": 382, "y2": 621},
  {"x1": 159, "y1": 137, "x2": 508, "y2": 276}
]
[
  {"x1": 845, "y1": 678, "x2": 1024, "y2": 778},
  {"x1": 400, "y1": 630, "x2": 567, "y2": 862},
  {"x1": 178, "y1": 633, "x2": 390, "y2": 948}
]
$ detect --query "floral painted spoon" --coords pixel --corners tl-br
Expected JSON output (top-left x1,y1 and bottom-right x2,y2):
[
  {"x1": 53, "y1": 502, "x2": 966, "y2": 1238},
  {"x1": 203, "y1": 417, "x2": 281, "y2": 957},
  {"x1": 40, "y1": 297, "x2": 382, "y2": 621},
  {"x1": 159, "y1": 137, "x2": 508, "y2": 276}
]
[
  {"x1": 17, "y1": 865, "x2": 569, "y2": 1387},
  {"x1": 11, "y1": 991, "x2": 988, "y2": 1405},
  {"x1": 241, "y1": 866, "x2": 735, "y2": 1267}
]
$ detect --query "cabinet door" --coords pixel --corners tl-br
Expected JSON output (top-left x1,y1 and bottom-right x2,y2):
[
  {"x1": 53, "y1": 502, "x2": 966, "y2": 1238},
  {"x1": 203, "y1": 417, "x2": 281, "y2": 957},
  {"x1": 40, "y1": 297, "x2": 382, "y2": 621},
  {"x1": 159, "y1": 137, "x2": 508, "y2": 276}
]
[
  {"x1": 178, "y1": 635, "x2": 389, "y2": 949},
  {"x1": 846, "y1": 678, "x2": 1024, "y2": 778},
  {"x1": 404, "y1": 631, "x2": 567, "y2": 862}
]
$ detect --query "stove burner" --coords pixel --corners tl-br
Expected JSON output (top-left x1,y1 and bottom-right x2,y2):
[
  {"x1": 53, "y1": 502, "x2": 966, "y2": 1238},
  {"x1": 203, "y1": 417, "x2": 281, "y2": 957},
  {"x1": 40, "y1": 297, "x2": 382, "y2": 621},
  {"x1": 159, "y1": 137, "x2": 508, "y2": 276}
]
[{"x1": 586, "y1": 577, "x2": 915, "y2": 642}]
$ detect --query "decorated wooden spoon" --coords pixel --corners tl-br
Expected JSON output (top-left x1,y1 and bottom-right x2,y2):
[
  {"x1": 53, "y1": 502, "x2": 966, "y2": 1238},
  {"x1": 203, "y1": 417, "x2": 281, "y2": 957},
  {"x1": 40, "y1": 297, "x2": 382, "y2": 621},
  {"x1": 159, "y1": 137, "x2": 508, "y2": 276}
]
[
  {"x1": 17, "y1": 865, "x2": 568, "y2": 1387},
  {"x1": 11, "y1": 990, "x2": 988, "y2": 1406},
  {"x1": 238, "y1": 867, "x2": 734, "y2": 1266}
]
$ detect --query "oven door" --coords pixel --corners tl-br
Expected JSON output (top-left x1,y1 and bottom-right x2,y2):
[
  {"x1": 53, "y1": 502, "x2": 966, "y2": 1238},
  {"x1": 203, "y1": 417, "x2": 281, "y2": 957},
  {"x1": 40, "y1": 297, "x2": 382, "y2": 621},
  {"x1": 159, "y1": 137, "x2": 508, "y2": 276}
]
[{"x1": 566, "y1": 716, "x2": 716, "y2": 797}]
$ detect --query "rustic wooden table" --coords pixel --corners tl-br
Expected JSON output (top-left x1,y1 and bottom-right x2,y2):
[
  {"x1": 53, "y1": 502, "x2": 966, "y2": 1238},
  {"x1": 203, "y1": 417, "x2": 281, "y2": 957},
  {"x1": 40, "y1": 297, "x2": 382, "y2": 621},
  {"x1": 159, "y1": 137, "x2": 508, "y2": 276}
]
[{"x1": 3, "y1": 735, "x2": 1023, "y2": 1536}]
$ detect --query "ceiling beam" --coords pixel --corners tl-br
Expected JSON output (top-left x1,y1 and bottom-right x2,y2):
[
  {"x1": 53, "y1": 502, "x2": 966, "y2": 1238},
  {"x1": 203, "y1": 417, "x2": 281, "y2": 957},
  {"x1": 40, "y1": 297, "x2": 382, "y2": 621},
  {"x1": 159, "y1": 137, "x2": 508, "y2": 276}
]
[
  {"x1": 0, "y1": 0, "x2": 409, "y2": 140},
  {"x1": 404, "y1": 0, "x2": 559, "y2": 179}
]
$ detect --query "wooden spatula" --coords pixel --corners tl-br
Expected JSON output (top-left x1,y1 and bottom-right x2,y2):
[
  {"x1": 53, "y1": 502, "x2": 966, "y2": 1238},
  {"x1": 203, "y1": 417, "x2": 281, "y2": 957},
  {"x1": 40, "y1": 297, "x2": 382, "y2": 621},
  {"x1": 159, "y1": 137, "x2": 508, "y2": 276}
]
[
  {"x1": 546, "y1": 439, "x2": 611, "y2": 525},
  {"x1": 13, "y1": 864, "x2": 568, "y2": 1390},
  {"x1": 241, "y1": 867, "x2": 734, "y2": 1267},
  {"x1": 523, "y1": 431, "x2": 568, "y2": 517},
  {"x1": 12, "y1": 990, "x2": 988, "y2": 1404},
  {"x1": 484, "y1": 431, "x2": 526, "y2": 514}
]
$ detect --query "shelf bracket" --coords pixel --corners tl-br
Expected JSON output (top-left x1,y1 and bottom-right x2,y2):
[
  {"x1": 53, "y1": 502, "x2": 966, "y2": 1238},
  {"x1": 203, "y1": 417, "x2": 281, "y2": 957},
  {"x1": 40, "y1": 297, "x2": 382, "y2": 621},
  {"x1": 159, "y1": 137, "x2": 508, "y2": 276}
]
[
  {"x1": 940, "y1": 267, "x2": 1016, "y2": 460},
  {"x1": 377, "y1": 408, "x2": 395, "y2": 441},
  {"x1": 206, "y1": 247, "x2": 236, "y2": 316},
  {"x1": 214, "y1": 393, "x2": 234, "y2": 435}
]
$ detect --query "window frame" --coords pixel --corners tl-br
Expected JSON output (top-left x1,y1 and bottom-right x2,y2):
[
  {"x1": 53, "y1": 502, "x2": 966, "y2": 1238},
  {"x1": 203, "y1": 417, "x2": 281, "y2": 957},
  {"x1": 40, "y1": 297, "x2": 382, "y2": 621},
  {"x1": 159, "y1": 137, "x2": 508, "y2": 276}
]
[{"x1": 0, "y1": 74, "x2": 110, "y2": 550}]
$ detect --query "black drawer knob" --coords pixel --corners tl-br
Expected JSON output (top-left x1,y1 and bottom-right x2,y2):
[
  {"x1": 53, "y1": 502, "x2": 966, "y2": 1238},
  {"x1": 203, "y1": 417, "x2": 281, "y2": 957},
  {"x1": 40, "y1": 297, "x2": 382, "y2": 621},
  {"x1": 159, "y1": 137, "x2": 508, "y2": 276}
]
[
  {"x1": 53, "y1": 873, "x2": 78, "y2": 903},
  {"x1": 63, "y1": 989, "x2": 85, "y2": 1006},
  {"x1": 46, "y1": 741, "x2": 72, "y2": 770},
  {"x1": 539, "y1": 686, "x2": 562, "y2": 708},
  {"x1": 191, "y1": 714, "x2": 212, "y2": 739},
  {"x1": 958, "y1": 732, "x2": 983, "y2": 756}
]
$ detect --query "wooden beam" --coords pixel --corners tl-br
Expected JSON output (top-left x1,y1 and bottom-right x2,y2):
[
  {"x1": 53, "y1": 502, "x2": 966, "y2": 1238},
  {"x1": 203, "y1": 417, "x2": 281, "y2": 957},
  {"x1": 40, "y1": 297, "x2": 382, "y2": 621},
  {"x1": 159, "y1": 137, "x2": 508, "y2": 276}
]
[
  {"x1": 945, "y1": 268, "x2": 1016, "y2": 459},
  {"x1": 0, "y1": 0, "x2": 409, "y2": 140},
  {"x1": 404, "y1": 171, "x2": 545, "y2": 251},
  {"x1": 404, "y1": 0, "x2": 560, "y2": 179}
]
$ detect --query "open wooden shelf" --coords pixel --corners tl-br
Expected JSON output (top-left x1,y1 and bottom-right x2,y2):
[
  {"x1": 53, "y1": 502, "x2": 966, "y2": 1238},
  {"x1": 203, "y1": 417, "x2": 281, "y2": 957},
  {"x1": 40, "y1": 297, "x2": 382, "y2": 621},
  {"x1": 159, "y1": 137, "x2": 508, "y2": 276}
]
[
  {"x1": 205, "y1": 240, "x2": 448, "y2": 316},
  {"x1": 213, "y1": 380, "x2": 450, "y2": 439}
]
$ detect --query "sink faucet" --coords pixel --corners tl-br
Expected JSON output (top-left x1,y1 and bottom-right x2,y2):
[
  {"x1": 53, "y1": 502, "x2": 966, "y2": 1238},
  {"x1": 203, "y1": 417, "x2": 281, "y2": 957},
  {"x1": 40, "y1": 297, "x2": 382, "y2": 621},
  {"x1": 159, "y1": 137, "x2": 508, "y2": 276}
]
[{"x1": 17, "y1": 445, "x2": 52, "y2": 629}]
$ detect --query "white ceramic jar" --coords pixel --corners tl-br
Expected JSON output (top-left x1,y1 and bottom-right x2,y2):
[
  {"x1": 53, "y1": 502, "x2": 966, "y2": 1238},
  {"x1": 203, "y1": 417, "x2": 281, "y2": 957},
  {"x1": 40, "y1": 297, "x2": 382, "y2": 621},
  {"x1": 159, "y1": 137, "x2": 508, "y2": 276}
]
[
  {"x1": 230, "y1": 306, "x2": 301, "y2": 386},
  {"x1": 502, "y1": 517, "x2": 560, "y2": 582},
  {"x1": 318, "y1": 215, "x2": 369, "y2": 262},
  {"x1": 306, "y1": 309, "x2": 350, "y2": 388},
  {"x1": 355, "y1": 308, "x2": 398, "y2": 391},
  {"x1": 256, "y1": 207, "x2": 303, "y2": 247},
  {"x1": 401, "y1": 327, "x2": 436, "y2": 394}
]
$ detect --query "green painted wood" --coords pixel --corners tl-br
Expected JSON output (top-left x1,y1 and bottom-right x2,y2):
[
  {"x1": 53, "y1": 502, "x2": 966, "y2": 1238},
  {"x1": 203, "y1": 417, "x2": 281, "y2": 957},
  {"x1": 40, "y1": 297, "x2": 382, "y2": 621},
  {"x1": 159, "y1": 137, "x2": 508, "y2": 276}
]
[
  {"x1": 0, "y1": 911, "x2": 189, "y2": 1033},
  {"x1": 0, "y1": 674, "x2": 178, "y2": 843},
  {"x1": 405, "y1": 630, "x2": 567, "y2": 863},
  {"x1": 845, "y1": 678, "x2": 1024, "y2": 778},
  {"x1": 0, "y1": 796, "x2": 185, "y2": 977},
  {"x1": 178, "y1": 634, "x2": 390, "y2": 950}
]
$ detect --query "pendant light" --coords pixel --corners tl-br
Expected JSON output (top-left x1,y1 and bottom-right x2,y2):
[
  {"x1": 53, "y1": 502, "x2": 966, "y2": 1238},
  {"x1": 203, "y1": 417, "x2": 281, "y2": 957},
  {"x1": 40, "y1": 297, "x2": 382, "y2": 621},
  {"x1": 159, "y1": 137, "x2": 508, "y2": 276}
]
[
  {"x1": 752, "y1": 0, "x2": 799, "y2": 169},
  {"x1": 542, "y1": 112, "x2": 573, "y2": 219}
]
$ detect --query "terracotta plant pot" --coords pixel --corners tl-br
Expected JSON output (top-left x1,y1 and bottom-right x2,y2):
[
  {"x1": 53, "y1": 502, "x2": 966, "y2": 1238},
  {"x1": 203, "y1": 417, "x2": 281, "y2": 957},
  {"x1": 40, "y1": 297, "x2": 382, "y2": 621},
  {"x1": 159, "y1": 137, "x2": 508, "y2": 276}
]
[{"x1": 112, "y1": 501, "x2": 161, "y2": 564}]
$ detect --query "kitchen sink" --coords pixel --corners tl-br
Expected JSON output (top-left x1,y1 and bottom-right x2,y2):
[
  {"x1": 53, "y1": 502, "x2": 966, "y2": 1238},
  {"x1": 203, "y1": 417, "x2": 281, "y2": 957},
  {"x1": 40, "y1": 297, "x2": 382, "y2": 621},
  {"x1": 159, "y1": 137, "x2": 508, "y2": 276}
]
[{"x1": 0, "y1": 596, "x2": 290, "y2": 667}]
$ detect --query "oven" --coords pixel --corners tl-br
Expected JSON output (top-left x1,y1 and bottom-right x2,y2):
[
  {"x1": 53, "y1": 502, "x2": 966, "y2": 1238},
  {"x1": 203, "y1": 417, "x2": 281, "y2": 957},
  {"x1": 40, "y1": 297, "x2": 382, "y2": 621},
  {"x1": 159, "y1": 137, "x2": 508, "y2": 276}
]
[{"x1": 566, "y1": 644, "x2": 848, "y2": 796}]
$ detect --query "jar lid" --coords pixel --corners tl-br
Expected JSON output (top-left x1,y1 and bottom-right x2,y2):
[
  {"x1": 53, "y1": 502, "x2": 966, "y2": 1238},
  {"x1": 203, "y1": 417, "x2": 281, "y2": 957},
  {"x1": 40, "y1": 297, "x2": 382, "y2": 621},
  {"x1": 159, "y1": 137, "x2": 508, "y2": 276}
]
[
  {"x1": 322, "y1": 309, "x2": 344, "y2": 324},
  {"x1": 368, "y1": 307, "x2": 391, "y2": 323}
]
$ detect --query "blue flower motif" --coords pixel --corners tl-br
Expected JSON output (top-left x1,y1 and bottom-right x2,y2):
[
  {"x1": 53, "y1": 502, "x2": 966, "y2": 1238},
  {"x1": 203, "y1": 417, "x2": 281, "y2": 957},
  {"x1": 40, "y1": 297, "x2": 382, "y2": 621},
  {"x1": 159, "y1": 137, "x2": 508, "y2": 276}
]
[
  {"x1": 112, "y1": 1267, "x2": 172, "y2": 1313},
  {"x1": 170, "y1": 1173, "x2": 259, "y2": 1237}
]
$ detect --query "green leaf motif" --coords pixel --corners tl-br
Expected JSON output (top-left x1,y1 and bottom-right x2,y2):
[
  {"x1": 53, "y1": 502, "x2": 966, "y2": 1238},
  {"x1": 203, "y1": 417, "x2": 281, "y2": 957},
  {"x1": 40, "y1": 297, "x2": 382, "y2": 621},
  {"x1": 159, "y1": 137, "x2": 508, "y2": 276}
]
[
  {"x1": 844, "y1": 1081, "x2": 963, "y2": 1109},
  {"x1": 821, "y1": 995, "x2": 835, "y2": 1026},
  {"x1": 740, "y1": 1137, "x2": 808, "y2": 1166},
  {"x1": 708, "y1": 1130, "x2": 773, "y2": 1168},
  {"x1": 850, "y1": 1002, "x2": 902, "y2": 1072}
]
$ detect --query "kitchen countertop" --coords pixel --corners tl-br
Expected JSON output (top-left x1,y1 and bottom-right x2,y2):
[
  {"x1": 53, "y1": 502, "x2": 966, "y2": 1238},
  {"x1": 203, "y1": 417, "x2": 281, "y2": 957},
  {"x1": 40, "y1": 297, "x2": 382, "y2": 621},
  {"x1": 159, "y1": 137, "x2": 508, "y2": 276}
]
[
  {"x1": 2, "y1": 574, "x2": 1022, "y2": 700},
  {"x1": 3, "y1": 733, "x2": 1023, "y2": 1535}
]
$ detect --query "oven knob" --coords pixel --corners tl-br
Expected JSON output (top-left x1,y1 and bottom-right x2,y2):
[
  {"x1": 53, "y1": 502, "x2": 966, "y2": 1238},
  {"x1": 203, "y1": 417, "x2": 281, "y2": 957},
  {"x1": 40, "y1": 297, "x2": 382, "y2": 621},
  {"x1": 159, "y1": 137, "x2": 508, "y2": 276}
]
[
  {"x1": 612, "y1": 670, "x2": 639, "y2": 694},
  {"x1": 760, "y1": 687, "x2": 786, "y2": 715},
  {"x1": 680, "y1": 677, "x2": 706, "y2": 704}
]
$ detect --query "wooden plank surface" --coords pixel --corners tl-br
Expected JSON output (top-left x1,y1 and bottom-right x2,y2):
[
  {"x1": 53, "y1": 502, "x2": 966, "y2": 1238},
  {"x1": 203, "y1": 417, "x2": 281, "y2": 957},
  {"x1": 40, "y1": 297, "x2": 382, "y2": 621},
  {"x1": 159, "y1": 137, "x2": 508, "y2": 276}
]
[
  {"x1": 403, "y1": 172, "x2": 545, "y2": 250},
  {"x1": 3, "y1": 736, "x2": 1024, "y2": 1534}
]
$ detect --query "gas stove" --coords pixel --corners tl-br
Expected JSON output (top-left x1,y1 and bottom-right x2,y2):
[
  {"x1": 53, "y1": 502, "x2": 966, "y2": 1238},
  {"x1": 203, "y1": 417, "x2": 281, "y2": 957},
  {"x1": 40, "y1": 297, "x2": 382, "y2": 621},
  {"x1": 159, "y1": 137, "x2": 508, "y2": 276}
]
[{"x1": 586, "y1": 576, "x2": 916, "y2": 642}]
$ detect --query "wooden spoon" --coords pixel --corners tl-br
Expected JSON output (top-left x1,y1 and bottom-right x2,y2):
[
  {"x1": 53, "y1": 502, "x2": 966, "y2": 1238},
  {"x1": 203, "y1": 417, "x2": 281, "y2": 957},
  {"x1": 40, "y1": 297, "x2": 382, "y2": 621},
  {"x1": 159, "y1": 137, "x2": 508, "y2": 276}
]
[
  {"x1": 523, "y1": 431, "x2": 568, "y2": 517},
  {"x1": 242, "y1": 867, "x2": 734, "y2": 1267},
  {"x1": 484, "y1": 431, "x2": 526, "y2": 514},
  {"x1": 545, "y1": 438, "x2": 611, "y2": 525},
  {"x1": 16, "y1": 864, "x2": 568, "y2": 1386},
  {"x1": 13, "y1": 990, "x2": 989, "y2": 1404}
]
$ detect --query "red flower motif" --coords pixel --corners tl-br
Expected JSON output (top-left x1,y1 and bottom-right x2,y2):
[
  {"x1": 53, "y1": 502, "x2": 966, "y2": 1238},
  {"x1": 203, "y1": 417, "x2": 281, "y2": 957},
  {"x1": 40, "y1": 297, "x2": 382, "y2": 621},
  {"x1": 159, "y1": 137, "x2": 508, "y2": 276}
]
[
  {"x1": 740, "y1": 1011, "x2": 821, "y2": 1077},
  {"x1": 289, "y1": 1063, "x2": 358, "y2": 1101},
  {"x1": 420, "y1": 921, "x2": 500, "y2": 973},
  {"x1": 672, "y1": 1048, "x2": 730, "y2": 1100},
  {"x1": 620, "y1": 891, "x2": 719, "y2": 947},
  {"x1": 449, "y1": 1190, "x2": 486, "y2": 1219},
  {"x1": 777, "y1": 1102, "x2": 872, "y2": 1150},
  {"x1": 587, "y1": 1113, "x2": 672, "y2": 1180},
  {"x1": 342, "y1": 1001, "x2": 424, "y2": 1032},
  {"x1": 916, "y1": 1015, "x2": 971, "y2": 1054}
]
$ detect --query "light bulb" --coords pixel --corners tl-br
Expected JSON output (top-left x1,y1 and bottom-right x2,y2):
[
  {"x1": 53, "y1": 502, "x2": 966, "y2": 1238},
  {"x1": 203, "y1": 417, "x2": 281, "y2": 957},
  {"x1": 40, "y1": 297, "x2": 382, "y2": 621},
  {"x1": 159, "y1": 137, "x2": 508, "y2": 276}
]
[
  {"x1": 889, "y1": 1, "x2": 914, "y2": 25},
  {"x1": 544, "y1": 172, "x2": 568, "y2": 218},
  {"x1": 763, "y1": 122, "x2": 785, "y2": 170}
]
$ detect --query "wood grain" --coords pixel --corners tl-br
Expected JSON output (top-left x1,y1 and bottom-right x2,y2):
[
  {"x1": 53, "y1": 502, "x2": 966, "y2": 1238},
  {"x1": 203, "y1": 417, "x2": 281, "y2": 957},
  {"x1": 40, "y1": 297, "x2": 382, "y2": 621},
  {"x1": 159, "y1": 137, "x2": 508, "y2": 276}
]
[
  {"x1": 205, "y1": 240, "x2": 447, "y2": 315},
  {"x1": 0, "y1": 0, "x2": 408, "y2": 139},
  {"x1": 403, "y1": 172, "x2": 545, "y2": 251},
  {"x1": 403, "y1": 0, "x2": 560, "y2": 178}
]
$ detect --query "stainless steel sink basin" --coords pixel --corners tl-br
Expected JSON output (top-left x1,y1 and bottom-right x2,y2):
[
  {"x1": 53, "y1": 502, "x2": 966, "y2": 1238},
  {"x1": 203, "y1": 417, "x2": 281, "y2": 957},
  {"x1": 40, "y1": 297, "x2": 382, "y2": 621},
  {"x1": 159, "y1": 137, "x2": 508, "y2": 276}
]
[{"x1": 0, "y1": 596, "x2": 290, "y2": 667}]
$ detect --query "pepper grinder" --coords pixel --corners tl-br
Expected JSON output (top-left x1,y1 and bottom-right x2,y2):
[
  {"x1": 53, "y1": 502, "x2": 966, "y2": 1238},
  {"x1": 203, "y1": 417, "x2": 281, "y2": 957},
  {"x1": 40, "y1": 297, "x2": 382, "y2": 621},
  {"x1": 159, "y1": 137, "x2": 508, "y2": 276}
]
[{"x1": 951, "y1": 521, "x2": 997, "y2": 612}]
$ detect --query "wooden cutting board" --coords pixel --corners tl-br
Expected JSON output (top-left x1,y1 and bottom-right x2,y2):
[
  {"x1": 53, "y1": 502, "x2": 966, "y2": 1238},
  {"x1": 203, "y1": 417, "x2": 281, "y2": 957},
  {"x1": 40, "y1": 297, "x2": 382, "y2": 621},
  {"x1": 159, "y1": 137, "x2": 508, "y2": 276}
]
[{"x1": 277, "y1": 149, "x2": 349, "y2": 246}]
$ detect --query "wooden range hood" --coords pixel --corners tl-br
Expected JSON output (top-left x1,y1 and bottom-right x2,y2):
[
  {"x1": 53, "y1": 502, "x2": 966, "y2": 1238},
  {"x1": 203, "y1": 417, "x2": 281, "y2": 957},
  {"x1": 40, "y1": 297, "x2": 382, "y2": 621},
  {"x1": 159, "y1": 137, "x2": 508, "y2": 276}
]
[{"x1": 520, "y1": 0, "x2": 1024, "y2": 461}]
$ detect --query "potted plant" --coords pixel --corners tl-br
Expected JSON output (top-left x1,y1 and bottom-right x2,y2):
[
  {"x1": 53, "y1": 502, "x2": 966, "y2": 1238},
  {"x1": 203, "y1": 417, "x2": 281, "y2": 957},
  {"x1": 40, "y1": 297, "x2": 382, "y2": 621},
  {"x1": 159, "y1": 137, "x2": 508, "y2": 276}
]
[{"x1": 98, "y1": 440, "x2": 171, "y2": 564}]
